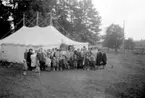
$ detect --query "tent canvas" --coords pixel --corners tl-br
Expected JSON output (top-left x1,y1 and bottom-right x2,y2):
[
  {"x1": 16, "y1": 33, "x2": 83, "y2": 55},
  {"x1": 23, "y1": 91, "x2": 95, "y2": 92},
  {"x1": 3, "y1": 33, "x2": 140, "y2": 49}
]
[
  {"x1": 0, "y1": 26, "x2": 88, "y2": 46},
  {"x1": 0, "y1": 26, "x2": 88, "y2": 63}
]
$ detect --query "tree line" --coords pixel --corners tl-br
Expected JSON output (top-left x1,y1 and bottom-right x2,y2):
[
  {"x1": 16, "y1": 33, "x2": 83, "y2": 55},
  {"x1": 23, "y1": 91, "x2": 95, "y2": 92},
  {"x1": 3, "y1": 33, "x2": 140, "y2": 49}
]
[
  {"x1": 102, "y1": 24, "x2": 136, "y2": 51},
  {"x1": 0, "y1": 0, "x2": 101, "y2": 44},
  {"x1": 0, "y1": 0, "x2": 137, "y2": 50}
]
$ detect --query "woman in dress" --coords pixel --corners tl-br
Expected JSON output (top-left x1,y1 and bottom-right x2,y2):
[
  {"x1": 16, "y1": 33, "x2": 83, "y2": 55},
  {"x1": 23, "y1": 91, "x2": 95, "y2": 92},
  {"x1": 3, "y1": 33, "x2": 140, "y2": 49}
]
[{"x1": 31, "y1": 50, "x2": 37, "y2": 71}]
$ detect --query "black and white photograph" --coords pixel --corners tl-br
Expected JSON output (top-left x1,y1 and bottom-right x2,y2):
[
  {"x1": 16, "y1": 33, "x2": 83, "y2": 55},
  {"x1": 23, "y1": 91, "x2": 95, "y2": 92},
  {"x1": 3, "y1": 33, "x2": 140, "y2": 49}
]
[{"x1": 0, "y1": 0, "x2": 145, "y2": 98}]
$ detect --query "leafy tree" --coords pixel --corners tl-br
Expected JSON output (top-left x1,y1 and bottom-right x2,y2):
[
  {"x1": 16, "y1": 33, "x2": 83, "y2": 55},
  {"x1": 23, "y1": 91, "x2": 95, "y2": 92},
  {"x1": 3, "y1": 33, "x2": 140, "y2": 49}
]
[
  {"x1": 124, "y1": 38, "x2": 135, "y2": 50},
  {"x1": 0, "y1": 0, "x2": 101, "y2": 44},
  {"x1": 103, "y1": 24, "x2": 124, "y2": 52},
  {"x1": 0, "y1": 0, "x2": 13, "y2": 39}
]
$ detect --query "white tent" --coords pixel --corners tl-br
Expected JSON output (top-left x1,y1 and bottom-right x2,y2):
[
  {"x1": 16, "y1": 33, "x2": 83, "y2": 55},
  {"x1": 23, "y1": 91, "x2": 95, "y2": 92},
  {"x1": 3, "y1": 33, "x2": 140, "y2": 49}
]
[{"x1": 0, "y1": 26, "x2": 88, "y2": 63}]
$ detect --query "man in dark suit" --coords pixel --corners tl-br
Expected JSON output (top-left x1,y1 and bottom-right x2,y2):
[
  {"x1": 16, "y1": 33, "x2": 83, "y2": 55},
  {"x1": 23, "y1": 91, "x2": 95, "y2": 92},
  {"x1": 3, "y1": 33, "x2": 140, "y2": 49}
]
[
  {"x1": 102, "y1": 50, "x2": 107, "y2": 69},
  {"x1": 27, "y1": 49, "x2": 33, "y2": 70},
  {"x1": 37, "y1": 48, "x2": 46, "y2": 71},
  {"x1": 96, "y1": 49, "x2": 102, "y2": 68}
]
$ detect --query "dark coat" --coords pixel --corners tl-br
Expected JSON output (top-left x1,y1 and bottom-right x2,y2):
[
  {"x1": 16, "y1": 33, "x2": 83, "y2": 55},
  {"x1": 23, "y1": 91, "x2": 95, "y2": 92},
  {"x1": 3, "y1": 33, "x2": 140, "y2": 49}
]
[
  {"x1": 27, "y1": 52, "x2": 32, "y2": 62},
  {"x1": 37, "y1": 52, "x2": 45, "y2": 62},
  {"x1": 102, "y1": 53, "x2": 107, "y2": 65},
  {"x1": 96, "y1": 52, "x2": 102, "y2": 65},
  {"x1": 102, "y1": 53, "x2": 107, "y2": 62}
]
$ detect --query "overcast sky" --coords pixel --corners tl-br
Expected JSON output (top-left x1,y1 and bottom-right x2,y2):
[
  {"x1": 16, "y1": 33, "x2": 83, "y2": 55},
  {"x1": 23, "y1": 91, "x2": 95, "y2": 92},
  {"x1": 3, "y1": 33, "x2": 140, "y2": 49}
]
[{"x1": 92, "y1": 0, "x2": 145, "y2": 40}]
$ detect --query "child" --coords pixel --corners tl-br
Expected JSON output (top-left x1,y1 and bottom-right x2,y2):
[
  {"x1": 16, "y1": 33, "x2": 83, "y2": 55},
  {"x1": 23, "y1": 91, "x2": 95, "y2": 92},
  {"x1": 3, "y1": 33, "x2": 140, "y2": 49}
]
[
  {"x1": 23, "y1": 60, "x2": 28, "y2": 75},
  {"x1": 83, "y1": 55, "x2": 90, "y2": 70},
  {"x1": 45, "y1": 55, "x2": 51, "y2": 71},
  {"x1": 63, "y1": 55, "x2": 69, "y2": 69},
  {"x1": 35, "y1": 59, "x2": 40, "y2": 76},
  {"x1": 73, "y1": 53, "x2": 78, "y2": 69},
  {"x1": 59, "y1": 55, "x2": 63, "y2": 71},
  {"x1": 52, "y1": 56, "x2": 57, "y2": 71}
]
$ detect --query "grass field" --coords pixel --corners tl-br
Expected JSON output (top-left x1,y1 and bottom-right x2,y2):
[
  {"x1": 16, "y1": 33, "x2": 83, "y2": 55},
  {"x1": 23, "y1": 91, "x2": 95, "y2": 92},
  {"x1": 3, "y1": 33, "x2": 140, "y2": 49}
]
[{"x1": 1, "y1": 52, "x2": 145, "y2": 98}]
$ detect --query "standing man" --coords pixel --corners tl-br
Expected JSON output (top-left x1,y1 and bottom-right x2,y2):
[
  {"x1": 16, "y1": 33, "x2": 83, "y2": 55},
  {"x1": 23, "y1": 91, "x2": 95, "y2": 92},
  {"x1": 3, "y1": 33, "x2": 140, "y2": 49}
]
[
  {"x1": 96, "y1": 49, "x2": 102, "y2": 69},
  {"x1": 37, "y1": 48, "x2": 46, "y2": 71},
  {"x1": 102, "y1": 50, "x2": 107, "y2": 69},
  {"x1": 27, "y1": 49, "x2": 33, "y2": 70}
]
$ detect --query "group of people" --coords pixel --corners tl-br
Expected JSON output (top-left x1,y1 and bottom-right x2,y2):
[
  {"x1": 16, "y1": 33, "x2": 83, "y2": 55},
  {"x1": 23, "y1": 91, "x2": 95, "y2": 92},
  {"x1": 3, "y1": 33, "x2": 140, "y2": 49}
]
[{"x1": 22, "y1": 47, "x2": 107, "y2": 75}]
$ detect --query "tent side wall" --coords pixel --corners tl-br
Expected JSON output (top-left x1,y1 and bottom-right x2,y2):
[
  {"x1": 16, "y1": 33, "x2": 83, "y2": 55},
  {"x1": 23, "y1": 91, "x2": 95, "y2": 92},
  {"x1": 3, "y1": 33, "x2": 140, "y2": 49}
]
[
  {"x1": 0, "y1": 45, "x2": 26, "y2": 63},
  {"x1": 0, "y1": 44, "x2": 61, "y2": 63},
  {"x1": 0, "y1": 44, "x2": 41, "y2": 63}
]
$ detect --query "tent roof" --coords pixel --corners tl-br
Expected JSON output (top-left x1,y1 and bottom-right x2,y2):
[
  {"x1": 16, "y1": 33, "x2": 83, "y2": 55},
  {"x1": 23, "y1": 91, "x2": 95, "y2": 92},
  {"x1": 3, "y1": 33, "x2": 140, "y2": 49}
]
[{"x1": 0, "y1": 26, "x2": 88, "y2": 46}]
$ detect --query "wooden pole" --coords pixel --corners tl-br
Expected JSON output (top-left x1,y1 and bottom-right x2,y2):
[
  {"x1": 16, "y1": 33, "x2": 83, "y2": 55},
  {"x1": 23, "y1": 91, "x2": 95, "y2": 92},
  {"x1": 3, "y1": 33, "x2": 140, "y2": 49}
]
[
  {"x1": 123, "y1": 20, "x2": 125, "y2": 49},
  {"x1": 122, "y1": 20, "x2": 126, "y2": 54},
  {"x1": 23, "y1": 13, "x2": 25, "y2": 26},
  {"x1": 36, "y1": 12, "x2": 39, "y2": 26},
  {"x1": 50, "y1": 12, "x2": 53, "y2": 26}
]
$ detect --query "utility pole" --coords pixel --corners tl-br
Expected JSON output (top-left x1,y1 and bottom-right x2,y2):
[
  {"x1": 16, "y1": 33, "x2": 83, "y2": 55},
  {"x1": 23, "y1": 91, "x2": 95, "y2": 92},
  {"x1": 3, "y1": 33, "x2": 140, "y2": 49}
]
[
  {"x1": 123, "y1": 20, "x2": 125, "y2": 48},
  {"x1": 122, "y1": 20, "x2": 126, "y2": 54}
]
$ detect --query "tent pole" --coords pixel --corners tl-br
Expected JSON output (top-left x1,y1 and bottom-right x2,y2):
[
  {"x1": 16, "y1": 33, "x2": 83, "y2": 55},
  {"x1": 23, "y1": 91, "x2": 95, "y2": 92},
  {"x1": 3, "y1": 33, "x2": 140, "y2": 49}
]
[
  {"x1": 36, "y1": 11, "x2": 39, "y2": 26},
  {"x1": 23, "y1": 13, "x2": 25, "y2": 26},
  {"x1": 50, "y1": 11, "x2": 53, "y2": 26}
]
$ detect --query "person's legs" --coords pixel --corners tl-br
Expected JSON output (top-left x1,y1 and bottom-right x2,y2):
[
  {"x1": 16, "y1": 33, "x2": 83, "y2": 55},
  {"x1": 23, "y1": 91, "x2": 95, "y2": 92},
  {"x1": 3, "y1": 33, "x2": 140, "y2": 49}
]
[
  {"x1": 51, "y1": 62, "x2": 53, "y2": 71},
  {"x1": 90, "y1": 61, "x2": 93, "y2": 70},
  {"x1": 59, "y1": 60, "x2": 63, "y2": 71},
  {"x1": 23, "y1": 69, "x2": 27, "y2": 75},
  {"x1": 39, "y1": 61, "x2": 43, "y2": 70},
  {"x1": 56, "y1": 62, "x2": 59, "y2": 71},
  {"x1": 23, "y1": 61, "x2": 28, "y2": 75},
  {"x1": 80, "y1": 58, "x2": 84, "y2": 69},
  {"x1": 40, "y1": 61, "x2": 45, "y2": 70},
  {"x1": 78, "y1": 59, "x2": 81, "y2": 68},
  {"x1": 73, "y1": 60, "x2": 77, "y2": 69},
  {"x1": 92, "y1": 61, "x2": 96, "y2": 69},
  {"x1": 27, "y1": 61, "x2": 32, "y2": 70},
  {"x1": 102, "y1": 61, "x2": 106, "y2": 69},
  {"x1": 43, "y1": 61, "x2": 46, "y2": 70},
  {"x1": 69, "y1": 59, "x2": 73, "y2": 69},
  {"x1": 96, "y1": 60, "x2": 100, "y2": 69},
  {"x1": 32, "y1": 66, "x2": 36, "y2": 71}
]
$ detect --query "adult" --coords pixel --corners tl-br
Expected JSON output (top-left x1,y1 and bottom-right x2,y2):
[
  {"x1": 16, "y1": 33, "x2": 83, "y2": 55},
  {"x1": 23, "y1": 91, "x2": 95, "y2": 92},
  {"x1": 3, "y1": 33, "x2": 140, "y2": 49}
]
[
  {"x1": 23, "y1": 49, "x2": 28, "y2": 73},
  {"x1": 27, "y1": 49, "x2": 33, "y2": 70},
  {"x1": 102, "y1": 50, "x2": 107, "y2": 69},
  {"x1": 24, "y1": 49, "x2": 28, "y2": 61},
  {"x1": 37, "y1": 48, "x2": 46, "y2": 70},
  {"x1": 96, "y1": 49, "x2": 102, "y2": 68},
  {"x1": 31, "y1": 50, "x2": 37, "y2": 70}
]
